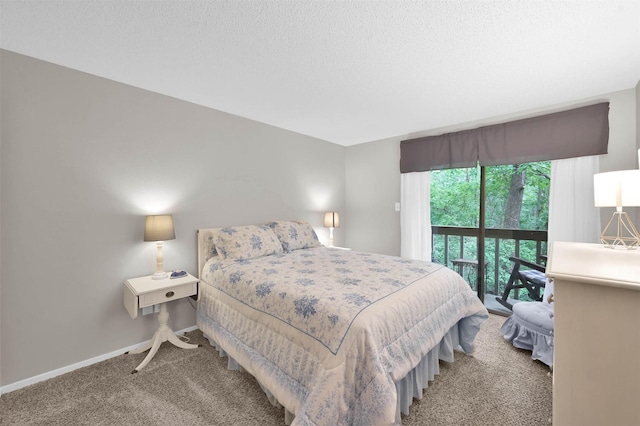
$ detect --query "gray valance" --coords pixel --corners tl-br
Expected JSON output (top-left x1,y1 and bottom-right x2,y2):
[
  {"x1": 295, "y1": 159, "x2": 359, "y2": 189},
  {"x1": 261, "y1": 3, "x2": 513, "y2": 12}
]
[{"x1": 400, "y1": 102, "x2": 609, "y2": 173}]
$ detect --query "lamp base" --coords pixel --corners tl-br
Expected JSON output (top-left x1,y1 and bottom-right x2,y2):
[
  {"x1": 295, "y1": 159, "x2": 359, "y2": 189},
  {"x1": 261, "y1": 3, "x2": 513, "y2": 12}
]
[
  {"x1": 151, "y1": 271, "x2": 169, "y2": 280},
  {"x1": 152, "y1": 241, "x2": 168, "y2": 279},
  {"x1": 600, "y1": 211, "x2": 640, "y2": 250}
]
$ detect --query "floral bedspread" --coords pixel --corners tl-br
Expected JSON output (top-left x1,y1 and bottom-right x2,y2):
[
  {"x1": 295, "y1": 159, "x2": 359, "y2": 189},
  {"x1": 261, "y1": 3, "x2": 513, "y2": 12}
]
[{"x1": 198, "y1": 247, "x2": 488, "y2": 425}]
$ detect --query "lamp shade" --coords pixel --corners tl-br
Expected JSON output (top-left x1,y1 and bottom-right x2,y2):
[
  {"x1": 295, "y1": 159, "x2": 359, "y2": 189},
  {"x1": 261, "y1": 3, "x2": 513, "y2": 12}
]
[
  {"x1": 324, "y1": 212, "x2": 340, "y2": 228},
  {"x1": 144, "y1": 214, "x2": 176, "y2": 242},
  {"x1": 594, "y1": 170, "x2": 640, "y2": 207}
]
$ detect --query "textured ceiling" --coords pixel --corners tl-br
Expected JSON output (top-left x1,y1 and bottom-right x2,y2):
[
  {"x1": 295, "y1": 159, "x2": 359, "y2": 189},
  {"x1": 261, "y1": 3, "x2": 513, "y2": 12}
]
[{"x1": 1, "y1": 1, "x2": 639, "y2": 146}]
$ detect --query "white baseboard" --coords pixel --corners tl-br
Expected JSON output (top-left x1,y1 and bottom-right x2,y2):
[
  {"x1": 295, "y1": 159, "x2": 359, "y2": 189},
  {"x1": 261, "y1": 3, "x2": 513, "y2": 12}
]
[{"x1": 0, "y1": 325, "x2": 199, "y2": 396}]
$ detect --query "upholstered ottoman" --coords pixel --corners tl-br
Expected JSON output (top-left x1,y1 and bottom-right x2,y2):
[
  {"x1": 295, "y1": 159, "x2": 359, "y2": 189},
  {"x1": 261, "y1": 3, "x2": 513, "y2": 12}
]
[{"x1": 501, "y1": 301, "x2": 554, "y2": 368}]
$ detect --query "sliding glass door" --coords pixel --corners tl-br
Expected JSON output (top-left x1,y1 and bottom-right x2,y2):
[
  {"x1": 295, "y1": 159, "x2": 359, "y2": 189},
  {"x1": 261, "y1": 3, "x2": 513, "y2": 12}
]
[{"x1": 431, "y1": 161, "x2": 550, "y2": 313}]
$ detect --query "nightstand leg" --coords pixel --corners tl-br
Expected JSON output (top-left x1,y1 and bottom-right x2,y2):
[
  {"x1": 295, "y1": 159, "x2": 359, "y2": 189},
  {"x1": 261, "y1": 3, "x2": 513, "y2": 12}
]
[
  {"x1": 166, "y1": 328, "x2": 200, "y2": 349},
  {"x1": 130, "y1": 302, "x2": 200, "y2": 373},
  {"x1": 132, "y1": 331, "x2": 163, "y2": 373}
]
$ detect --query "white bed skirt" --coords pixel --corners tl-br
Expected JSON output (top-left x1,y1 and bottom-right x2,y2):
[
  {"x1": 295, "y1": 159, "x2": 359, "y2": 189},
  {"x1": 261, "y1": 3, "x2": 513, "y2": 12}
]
[{"x1": 200, "y1": 318, "x2": 469, "y2": 425}]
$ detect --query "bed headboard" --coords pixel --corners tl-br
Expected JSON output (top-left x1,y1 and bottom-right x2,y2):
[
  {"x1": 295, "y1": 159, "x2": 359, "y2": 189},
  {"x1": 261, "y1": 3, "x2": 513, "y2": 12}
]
[{"x1": 196, "y1": 228, "x2": 220, "y2": 279}]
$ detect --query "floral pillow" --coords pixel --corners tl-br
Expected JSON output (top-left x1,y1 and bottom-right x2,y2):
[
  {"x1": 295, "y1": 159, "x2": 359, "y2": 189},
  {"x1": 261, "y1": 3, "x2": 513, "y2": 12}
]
[
  {"x1": 200, "y1": 228, "x2": 220, "y2": 262},
  {"x1": 266, "y1": 221, "x2": 322, "y2": 252},
  {"x1": 212, "y1": 225, "x2": 283, "y2": 261}
]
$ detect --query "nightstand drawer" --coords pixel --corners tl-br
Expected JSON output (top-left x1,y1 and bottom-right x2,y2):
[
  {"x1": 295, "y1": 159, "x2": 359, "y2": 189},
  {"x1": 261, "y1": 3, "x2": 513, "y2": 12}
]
[{"x1": 139, "y1": 282, "x2": 197, "y2": 308}]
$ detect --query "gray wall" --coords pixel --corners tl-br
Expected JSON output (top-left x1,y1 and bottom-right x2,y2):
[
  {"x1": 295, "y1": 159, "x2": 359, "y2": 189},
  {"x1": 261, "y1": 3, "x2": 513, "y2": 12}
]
[
  {"x1": 344, "y1": 88, "x2": 638, "y2": 256},
  {"x1": 637, "y1": 80, "x2": 640, "y2": 156},
  {"x1": 0, "y1": 50, "x2": 345, "y2": 386},
  {"x1": 636, "y1": 80, "x2": 640, "y2": 226},
  {"x1": 344, "y1": 138, "x2": 401, "y2": 255},
  {"x1": 0, "y1": 50, "x2": 3, "y2": 389}
]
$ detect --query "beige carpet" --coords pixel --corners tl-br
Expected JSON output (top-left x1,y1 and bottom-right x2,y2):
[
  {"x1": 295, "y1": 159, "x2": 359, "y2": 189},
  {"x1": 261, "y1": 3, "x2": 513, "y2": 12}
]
[{"x1": 0, "y1": 314, "x2": 552, "y2": 425}]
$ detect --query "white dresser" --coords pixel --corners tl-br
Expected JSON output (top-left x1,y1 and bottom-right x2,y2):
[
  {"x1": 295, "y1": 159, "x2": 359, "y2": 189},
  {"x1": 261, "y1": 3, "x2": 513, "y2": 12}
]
[{"x1": 546, "y1": 241, "x2": 640, "y2": 426}]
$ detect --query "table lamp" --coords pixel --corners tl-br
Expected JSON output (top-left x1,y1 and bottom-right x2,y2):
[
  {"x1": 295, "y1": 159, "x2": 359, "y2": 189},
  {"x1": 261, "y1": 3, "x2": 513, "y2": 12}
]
[
  {"x1": 144, "y1": 214, "x2": 176, "y2": 279},
  {"x1": 323, "y1": 211, "x2": 340, "y2": 247},
  {"x1": 593, "y1": 170, "x2": 640, "y2": 249}
]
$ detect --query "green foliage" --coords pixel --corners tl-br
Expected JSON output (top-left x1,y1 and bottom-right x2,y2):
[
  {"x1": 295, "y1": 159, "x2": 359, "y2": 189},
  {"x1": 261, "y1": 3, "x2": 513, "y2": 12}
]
[
  {"x1": 430, "y1": 161, "x2": 550, "y2": 301},
  {"x1": 431, "y1": 162, "x2": 550, "y2": 230},
  {"x1": 430, "y1": 167, "x2": 480, "y2": 227}
]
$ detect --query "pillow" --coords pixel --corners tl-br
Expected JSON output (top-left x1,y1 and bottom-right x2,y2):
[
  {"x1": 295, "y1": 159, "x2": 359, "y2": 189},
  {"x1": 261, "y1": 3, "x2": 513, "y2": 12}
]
[
  {"x1": 266, "y1": 221, "x2": 322, "y2": 252},
  {"x1": 200, "y1": 228, "x2": 220, "y2": 262},
  {"x1": 213, "y1": 225, "x2": 283, "y2": 261}
]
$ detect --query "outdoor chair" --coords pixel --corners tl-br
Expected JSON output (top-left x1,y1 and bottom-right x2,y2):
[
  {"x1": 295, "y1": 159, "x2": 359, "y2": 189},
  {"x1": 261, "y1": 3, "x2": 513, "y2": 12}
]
[{"x1": 495, "y1": 256, "x2": 547, "y2": 311}]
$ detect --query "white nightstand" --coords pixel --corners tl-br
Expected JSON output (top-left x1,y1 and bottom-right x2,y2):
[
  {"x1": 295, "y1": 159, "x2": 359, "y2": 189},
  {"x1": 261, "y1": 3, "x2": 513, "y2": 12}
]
[{"x1": 123, "y1": 272, "x2": 200, "y2": 373}]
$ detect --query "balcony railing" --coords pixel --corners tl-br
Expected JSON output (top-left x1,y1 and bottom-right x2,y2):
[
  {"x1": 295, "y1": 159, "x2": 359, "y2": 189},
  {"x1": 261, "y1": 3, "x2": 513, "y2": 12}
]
[{"x1": 432, "y1": 225, "x2": 547, "y2": 312}]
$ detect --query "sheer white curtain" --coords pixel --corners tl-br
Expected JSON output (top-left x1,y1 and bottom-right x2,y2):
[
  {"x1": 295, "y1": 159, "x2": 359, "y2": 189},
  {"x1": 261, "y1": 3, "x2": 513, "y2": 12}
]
[
  {"x1": 400, "y1": 171, "x2": 431, "y2": 261},
  {"x1": 548, "y1": 155, "x2": 601, "y2": 245},
  {"x1": 545, "y1": 155, "x2": 600, "y2": 303}
]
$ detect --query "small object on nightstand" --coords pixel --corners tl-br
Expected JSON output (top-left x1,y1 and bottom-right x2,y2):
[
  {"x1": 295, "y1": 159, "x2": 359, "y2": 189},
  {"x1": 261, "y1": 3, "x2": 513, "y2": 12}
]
[{"x1": 170, "y1": 270, "x2": 187, "y2": 279}]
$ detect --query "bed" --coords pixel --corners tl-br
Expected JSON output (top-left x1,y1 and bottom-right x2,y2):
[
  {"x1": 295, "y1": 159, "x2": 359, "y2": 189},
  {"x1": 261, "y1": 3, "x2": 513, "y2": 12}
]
[{"x1": 196, "y1": 221, "x2": 488, "y2": 425}]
